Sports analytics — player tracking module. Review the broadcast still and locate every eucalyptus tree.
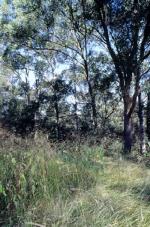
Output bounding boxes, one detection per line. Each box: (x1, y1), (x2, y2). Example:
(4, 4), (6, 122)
(92, 0), (150, 153)
(0, 0), (59, 134)
(147, 92), (150, 141)
(136, 67), (150, 153)
(44, 78), (72, 139)
(2, 0), (150, 148)
(52, 0), (99, 129)
(0, 0), (111, 132)
(62, 64), (82, 133)
(56, 3), (116, 131)
(2, 47), (33, 105)
(138, 90), (146, 153)
(145, 78), (150, 141)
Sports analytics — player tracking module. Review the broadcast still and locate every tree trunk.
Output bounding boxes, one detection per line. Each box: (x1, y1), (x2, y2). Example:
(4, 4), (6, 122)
(74, 84), (79, 133)
(84, 59), (97, 130)
(55, 100), (60, 140)
(124, 111), (133, 153)
(123, 76), (140, 153)
(25, 76), (30, 106)
(74, 102), (79, 133)
(138, 92), (146, 154)
(147, 92), (150, 141)
(34, 112), (39, 140)
(91, 96), (97, 129)
(88, 82), (97, 129)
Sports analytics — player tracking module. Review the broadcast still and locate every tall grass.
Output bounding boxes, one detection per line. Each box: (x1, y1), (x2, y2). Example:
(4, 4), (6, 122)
(0, 138), (98, 226)
(0, 136), (150, 226)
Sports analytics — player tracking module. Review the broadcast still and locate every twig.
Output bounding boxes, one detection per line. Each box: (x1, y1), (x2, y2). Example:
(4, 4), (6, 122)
(25, 222), (46, 227)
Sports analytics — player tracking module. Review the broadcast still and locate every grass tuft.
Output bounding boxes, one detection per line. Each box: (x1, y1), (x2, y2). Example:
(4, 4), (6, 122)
(0, 138), (150, 226)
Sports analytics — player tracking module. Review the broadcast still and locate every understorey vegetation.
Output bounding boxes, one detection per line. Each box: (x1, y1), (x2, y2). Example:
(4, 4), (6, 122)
(0, 136), (150, 226)
(0, 0), (150, 226)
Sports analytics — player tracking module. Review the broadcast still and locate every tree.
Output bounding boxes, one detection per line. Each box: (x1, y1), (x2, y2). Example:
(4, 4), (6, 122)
(92, 0), (150, 153)
(55, 0), (99, 129)
(146, 83), (150, 141)
(138, 90), (146, 154)
(43, 77), (72, 140)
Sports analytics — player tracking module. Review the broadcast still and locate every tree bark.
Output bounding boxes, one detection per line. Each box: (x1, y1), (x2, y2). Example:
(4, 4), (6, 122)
(34, 102), (40, 140)
(138, 92), (146, 154)
(147, 92), (150, 140)
(75, 103), (79, 133)
(55, 100), (60, 140)
(74, 84), (79, 133)
(91, 96), (97, 129)
(93, 0), (143, 152)
(88, 82), (97, 129)
(124, 111), (133, 153)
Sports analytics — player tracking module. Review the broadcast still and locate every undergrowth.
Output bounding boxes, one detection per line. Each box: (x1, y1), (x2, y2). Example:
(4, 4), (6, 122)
(0, 136), (150, 226)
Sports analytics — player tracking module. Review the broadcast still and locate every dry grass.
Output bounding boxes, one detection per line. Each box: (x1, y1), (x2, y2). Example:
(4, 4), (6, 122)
(24, 154), (150, 227)
(0, 136), (150, 226)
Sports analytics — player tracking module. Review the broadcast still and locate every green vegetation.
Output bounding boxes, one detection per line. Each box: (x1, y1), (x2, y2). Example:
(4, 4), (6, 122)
(0, 0), (150, 154)
(0, 0), (150, 226)
(0, 137), (150, 226)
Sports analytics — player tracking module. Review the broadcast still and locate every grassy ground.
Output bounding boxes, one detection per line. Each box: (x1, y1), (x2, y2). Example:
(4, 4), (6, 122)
(0, 137), (150, 226)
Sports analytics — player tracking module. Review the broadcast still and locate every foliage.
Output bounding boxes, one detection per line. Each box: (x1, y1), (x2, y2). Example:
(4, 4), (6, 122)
(0, 0), (150, 226)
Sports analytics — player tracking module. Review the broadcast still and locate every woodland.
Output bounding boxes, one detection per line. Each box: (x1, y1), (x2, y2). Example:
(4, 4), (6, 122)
(0, 0), (150, 226)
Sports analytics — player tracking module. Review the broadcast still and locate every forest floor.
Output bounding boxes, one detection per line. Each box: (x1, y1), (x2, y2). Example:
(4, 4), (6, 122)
(29, 156), (150, 227)
(0, 137), (150, 226)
